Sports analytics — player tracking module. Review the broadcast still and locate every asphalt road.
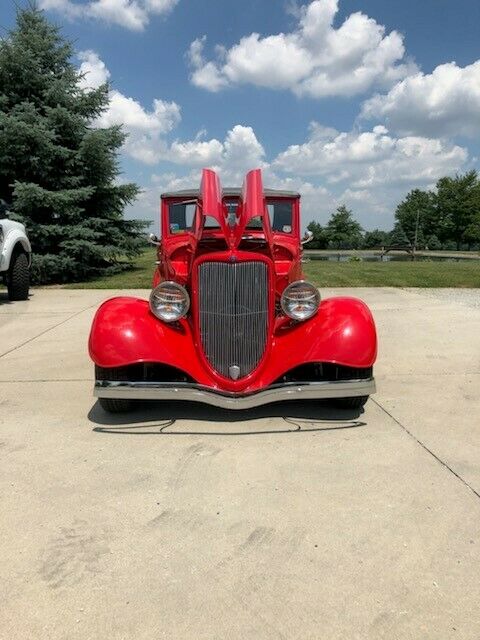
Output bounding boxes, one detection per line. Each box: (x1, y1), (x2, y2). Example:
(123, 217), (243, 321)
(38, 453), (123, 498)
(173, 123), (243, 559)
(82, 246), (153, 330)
(1, 287), (480, 639)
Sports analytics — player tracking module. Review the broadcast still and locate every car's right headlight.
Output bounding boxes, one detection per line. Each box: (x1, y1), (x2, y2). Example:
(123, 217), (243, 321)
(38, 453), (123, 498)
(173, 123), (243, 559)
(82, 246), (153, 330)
(280, 280), (320, 321)
(149, 281), (190, 322)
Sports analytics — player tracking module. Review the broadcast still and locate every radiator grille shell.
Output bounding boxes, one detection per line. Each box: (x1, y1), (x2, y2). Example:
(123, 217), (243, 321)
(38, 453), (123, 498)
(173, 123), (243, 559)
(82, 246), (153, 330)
(197, 261), (269, 379)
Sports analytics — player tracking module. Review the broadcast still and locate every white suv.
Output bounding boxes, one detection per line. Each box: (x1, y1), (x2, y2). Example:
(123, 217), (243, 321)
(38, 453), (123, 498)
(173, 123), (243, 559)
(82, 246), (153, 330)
(0, 201), (31, 301)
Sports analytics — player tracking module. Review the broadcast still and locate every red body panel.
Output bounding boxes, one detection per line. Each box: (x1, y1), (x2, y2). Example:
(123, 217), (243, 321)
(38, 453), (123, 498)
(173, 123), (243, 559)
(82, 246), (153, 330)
(89, 295), (377, 393)
(89, 168), (377, 393)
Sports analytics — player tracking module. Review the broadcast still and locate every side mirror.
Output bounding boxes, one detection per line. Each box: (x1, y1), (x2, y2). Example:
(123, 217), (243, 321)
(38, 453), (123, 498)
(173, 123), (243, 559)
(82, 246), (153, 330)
(301, 230), (314, 245)
(148, 233), (161, 246)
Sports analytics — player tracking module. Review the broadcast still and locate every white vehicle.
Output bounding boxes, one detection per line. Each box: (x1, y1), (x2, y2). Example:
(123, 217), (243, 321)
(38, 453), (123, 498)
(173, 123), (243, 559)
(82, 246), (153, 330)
(0, 201), (31, 301)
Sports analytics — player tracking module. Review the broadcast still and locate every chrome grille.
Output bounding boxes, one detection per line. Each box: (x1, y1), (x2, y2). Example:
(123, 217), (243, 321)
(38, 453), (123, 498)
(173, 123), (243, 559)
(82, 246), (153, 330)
(198, 261), (269, 378)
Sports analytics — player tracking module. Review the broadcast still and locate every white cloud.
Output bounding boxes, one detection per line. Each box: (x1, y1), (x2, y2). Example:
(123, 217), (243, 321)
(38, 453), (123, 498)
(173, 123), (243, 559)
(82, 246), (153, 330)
(80, 53), (265, 171)
(98, 92), (181, 164)
(361, 61), (480, 138)
(188, 0), (416, 97)
(169, 138), (224, 167)
(221, 125), (266, 173)
(97, 91), (181, 133)
(87, 0), (148, 30)
(166, 125), (265, 180)
(78, 51), (182, 163)
(78, 50), (111, 89)
(39, 0), (178, 30)
(79, 52), (470, 231)
(274, 123), (467, 189)
(142, 120), (468, 230)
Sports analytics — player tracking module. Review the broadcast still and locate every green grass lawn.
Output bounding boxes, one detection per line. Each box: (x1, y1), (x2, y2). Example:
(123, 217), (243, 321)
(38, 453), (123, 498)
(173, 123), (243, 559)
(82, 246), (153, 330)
(64, 249), (157, 289)
(60, 249), (480, 289)
(304, 260), (480, 287)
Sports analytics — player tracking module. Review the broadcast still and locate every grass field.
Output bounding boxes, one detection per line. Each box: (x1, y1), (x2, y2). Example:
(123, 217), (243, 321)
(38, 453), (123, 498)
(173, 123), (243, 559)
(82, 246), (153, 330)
(60, 249), (480, 289)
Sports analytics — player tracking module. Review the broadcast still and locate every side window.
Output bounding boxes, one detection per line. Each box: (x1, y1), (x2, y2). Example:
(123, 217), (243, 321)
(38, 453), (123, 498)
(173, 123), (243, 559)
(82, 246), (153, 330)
(169, 202), (195, 234)
(267, 201), (293, 233)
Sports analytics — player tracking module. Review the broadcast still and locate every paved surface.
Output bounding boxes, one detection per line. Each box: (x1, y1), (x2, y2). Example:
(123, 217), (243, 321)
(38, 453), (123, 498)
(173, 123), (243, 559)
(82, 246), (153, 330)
(1, 287), (480, 640)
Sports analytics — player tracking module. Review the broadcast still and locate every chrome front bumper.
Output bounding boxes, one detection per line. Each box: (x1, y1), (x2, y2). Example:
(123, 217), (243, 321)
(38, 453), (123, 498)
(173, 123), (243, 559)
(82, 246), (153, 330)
(94, 378), (376, 410)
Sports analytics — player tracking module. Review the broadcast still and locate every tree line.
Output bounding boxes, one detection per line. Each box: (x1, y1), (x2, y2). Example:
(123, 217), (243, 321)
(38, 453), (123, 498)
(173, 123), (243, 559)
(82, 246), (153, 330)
(308, 171), (480, 251)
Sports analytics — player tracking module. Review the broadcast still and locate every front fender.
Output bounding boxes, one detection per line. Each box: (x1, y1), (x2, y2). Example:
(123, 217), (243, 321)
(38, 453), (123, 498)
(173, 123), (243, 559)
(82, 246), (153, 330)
(0, 227), (31, 271)
(88, 297), (207, 382)
(269, 296), (377, 377)
(89, 295), (377, 392)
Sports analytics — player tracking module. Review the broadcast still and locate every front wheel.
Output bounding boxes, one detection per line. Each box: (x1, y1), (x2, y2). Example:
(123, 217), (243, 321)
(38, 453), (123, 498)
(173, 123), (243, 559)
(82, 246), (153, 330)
(7, 251), (29, 301)
(98, 397), (134, 413)
(95, 365), (135, 413)
(334, 395), (369, 410)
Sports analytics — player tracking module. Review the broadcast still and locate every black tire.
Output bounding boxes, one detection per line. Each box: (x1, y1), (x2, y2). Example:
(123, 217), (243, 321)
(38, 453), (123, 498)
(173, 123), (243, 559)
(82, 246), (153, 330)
(95, 365), (135, 413)
(334, 395), (369, 410)
(7, 251), (29, 301)
(98, 396), (134, 413)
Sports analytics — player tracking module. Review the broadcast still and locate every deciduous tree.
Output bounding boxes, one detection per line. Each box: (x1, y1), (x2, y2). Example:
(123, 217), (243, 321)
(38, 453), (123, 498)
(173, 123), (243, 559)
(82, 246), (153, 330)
(434, 171), (480, 249)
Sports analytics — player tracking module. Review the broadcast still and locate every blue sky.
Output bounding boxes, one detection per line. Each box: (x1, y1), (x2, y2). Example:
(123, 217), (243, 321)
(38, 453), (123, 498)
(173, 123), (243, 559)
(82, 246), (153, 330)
(2, 0), (480, 231)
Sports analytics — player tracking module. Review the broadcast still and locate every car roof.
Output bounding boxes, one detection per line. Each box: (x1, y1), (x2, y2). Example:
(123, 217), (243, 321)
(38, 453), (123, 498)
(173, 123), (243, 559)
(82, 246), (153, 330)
(160, 187), (300, 199)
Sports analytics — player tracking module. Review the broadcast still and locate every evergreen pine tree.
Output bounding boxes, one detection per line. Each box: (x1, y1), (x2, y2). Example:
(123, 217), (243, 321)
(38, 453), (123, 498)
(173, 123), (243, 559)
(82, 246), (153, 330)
(389, 222), (410, 246)
(0, 5), (146, 283)
(325, 205), (364, 249)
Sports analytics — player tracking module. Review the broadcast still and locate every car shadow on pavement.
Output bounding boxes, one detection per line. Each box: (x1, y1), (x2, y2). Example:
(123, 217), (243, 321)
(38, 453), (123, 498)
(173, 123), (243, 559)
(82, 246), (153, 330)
(88, 400), (367, 436)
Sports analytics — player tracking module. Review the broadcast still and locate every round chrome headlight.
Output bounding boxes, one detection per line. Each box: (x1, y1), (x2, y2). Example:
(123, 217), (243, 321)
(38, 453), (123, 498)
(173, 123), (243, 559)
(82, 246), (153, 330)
(280, 280), (320, 321)
(149, 281), (190, 322)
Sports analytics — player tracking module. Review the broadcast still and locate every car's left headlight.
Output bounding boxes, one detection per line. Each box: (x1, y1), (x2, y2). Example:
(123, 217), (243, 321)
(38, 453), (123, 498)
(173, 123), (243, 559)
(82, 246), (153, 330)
(281, 280), (320, 321)
(149, 281), (190, 322)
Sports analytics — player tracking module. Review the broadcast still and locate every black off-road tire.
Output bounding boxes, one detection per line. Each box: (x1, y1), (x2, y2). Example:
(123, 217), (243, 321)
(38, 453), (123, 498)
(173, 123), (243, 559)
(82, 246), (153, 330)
(7, 251), (29, 301)
(95, 365), (135, 413)
(334, 395), (369, 410)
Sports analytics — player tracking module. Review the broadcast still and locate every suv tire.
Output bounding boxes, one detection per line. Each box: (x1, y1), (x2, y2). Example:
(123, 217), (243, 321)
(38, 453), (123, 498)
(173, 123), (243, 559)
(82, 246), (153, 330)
(7, 251), (29, 301)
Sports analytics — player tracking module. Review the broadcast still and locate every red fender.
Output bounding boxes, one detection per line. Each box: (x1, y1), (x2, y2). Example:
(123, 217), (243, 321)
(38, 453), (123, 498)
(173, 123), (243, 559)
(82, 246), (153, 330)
(88, 297), (206, 381)
(89, 296), (377, 392)
(270, 296), (377, 374)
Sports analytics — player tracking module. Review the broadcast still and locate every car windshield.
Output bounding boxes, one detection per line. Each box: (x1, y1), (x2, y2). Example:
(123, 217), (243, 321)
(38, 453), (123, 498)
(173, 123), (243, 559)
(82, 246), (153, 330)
(167, 197), (294, 234)
(245, 200), (293, 232)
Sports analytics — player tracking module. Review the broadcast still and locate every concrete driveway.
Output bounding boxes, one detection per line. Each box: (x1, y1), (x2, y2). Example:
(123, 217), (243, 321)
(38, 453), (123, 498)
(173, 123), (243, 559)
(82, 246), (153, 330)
(1, 287), (480, 639)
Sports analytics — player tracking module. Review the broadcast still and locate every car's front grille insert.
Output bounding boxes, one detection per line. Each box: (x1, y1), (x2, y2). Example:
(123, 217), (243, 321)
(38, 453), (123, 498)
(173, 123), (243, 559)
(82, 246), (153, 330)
(198, 261), (269, 379)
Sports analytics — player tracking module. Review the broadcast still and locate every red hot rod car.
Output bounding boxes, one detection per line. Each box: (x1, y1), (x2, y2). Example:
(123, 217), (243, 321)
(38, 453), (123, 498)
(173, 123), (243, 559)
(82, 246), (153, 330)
(89, 168), (377, 412)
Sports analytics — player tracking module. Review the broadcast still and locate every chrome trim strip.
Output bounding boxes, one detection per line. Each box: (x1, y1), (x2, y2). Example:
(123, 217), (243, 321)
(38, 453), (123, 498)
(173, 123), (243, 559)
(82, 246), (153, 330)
(94, 378), (376, 410)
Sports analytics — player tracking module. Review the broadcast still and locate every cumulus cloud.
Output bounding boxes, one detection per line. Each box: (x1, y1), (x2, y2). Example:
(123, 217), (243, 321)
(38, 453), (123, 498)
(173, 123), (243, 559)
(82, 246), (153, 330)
(166, 125), (266, 174)
(361, 60), (480, 138)
(274, 122), (467, 189)
(188, 0), (416, 97)
(142, 121), (468, 230)
(39, 0), (178, 30)
(97, 92), (181, 133)
(79, 52), (469, 230)
(78, 50), (111, 89)
(98, 92), (182, 163)
(78, 50), (181, 163)
(78, 52), (265, 171)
